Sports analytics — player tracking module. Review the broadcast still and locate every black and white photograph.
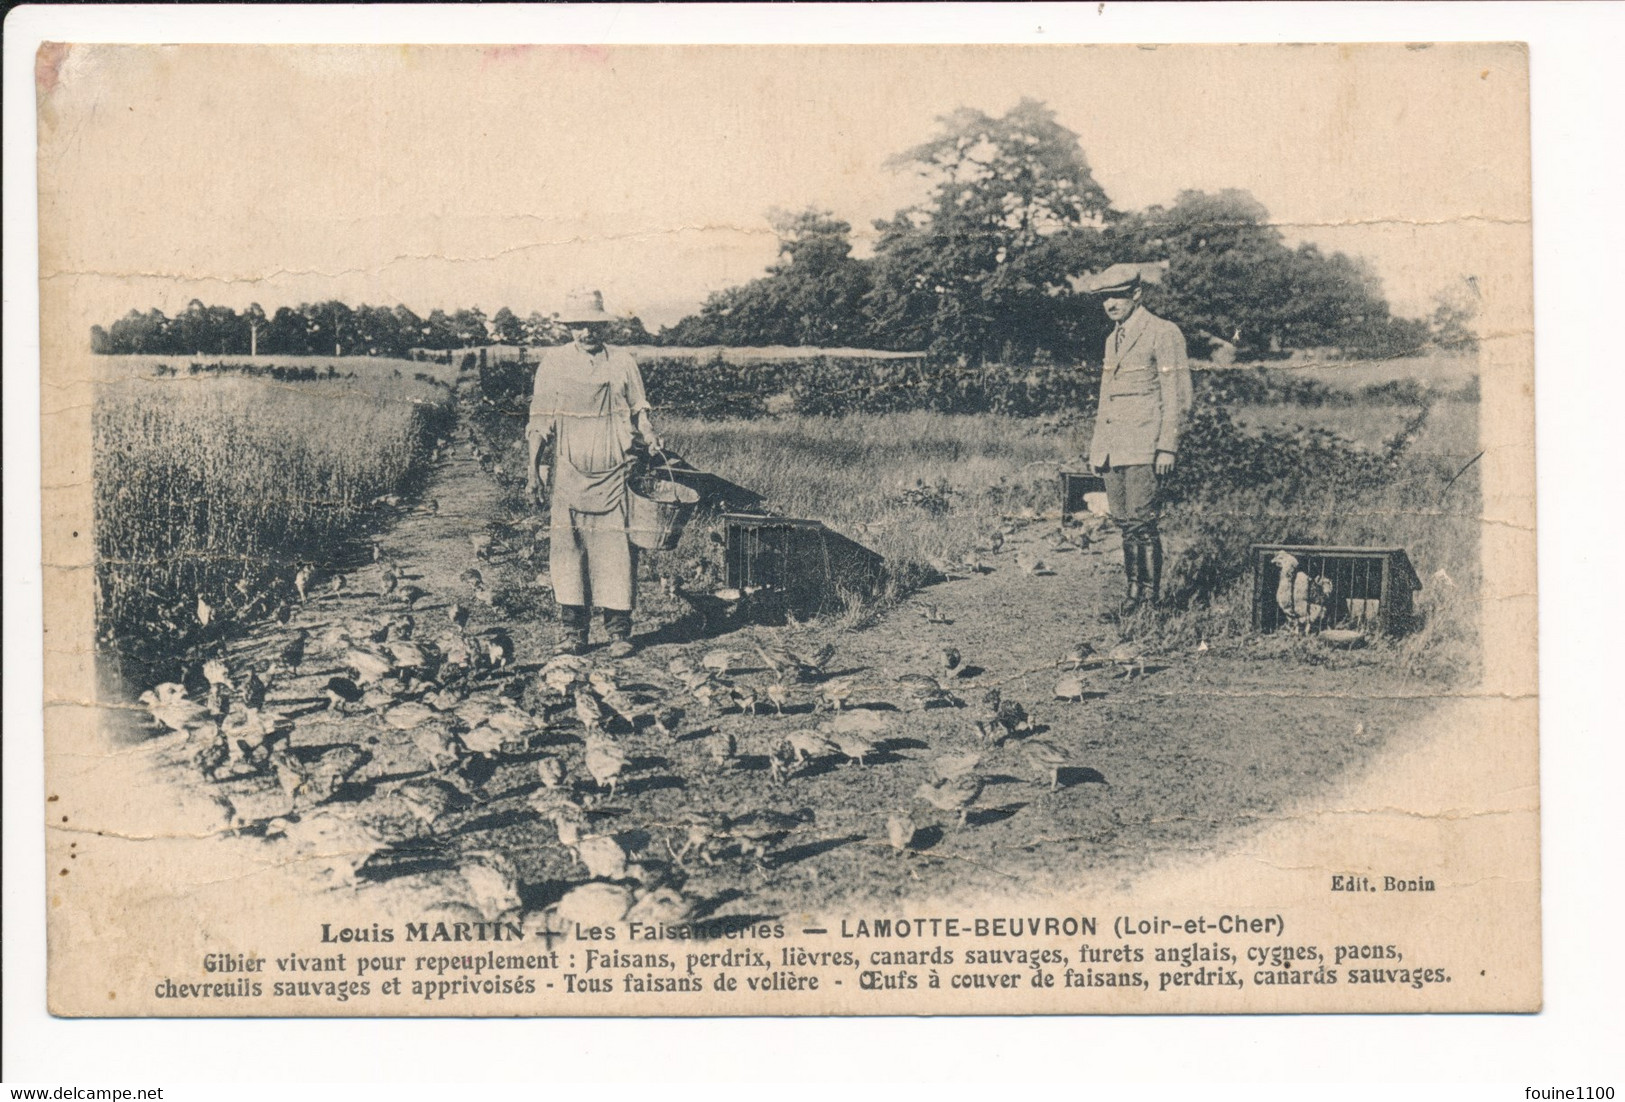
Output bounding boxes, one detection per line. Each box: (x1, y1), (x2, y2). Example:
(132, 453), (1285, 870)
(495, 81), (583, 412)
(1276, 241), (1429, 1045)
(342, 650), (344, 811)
(27, 36), (1540, 1022)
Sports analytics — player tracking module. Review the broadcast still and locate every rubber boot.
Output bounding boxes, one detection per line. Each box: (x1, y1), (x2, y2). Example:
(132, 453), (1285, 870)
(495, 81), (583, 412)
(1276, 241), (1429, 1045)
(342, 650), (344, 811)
(603, 609), (634, 658)
(555, 604), (589, 656)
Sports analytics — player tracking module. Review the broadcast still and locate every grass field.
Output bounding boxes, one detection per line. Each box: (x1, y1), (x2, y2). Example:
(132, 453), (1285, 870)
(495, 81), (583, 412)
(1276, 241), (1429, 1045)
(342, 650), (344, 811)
(93, 355), (457, 667)
(657, 376), (1480, 683)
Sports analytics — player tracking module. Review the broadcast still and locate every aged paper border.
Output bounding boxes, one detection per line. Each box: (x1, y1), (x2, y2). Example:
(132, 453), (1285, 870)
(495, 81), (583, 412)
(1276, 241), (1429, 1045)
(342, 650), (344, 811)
(5, 0), (1622, 1087)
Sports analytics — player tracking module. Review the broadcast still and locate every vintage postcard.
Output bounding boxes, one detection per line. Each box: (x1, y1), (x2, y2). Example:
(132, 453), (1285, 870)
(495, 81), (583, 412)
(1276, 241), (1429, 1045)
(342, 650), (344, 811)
(37, 41), (1536, 1016)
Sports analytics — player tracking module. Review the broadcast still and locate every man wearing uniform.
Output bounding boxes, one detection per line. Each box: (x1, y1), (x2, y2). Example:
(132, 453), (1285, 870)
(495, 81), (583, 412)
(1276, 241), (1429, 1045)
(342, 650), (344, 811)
(1082, 263), (1194, 612)
(526, 288), (664, 657)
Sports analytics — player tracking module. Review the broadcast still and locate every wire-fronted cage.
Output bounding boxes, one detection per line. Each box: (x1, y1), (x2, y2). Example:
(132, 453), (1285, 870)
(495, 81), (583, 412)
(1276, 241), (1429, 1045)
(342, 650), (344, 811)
(721, 514), (886, 621)
(1251, 544), (1421, 636)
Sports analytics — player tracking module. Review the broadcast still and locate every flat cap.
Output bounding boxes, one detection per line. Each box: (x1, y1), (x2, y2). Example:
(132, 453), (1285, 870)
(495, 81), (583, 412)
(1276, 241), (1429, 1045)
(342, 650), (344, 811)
(1072, 261), (1169, 296)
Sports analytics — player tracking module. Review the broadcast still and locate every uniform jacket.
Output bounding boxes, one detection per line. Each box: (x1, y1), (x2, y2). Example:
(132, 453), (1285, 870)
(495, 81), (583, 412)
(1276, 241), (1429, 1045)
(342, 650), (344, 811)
(1088, 305), (1194, 469)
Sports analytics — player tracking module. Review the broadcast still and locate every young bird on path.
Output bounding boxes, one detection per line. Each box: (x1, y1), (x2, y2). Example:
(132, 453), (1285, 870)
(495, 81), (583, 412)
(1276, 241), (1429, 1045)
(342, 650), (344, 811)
(323, 676), (365, 713)
(583, 734), (629, 799)
(138, 683), (212, 738)
(576, 834), (632, 881)
(1020, 736), (1071, 791)
(972, 688), (1026, 744)
(535, 755), (568, 790)
(574, 689), (606, 734)
(726, 809), (810, 873)
(929, 751), (981, 783)
(896, 673), (951, 710)
(783, 729), (839, 764)
(391, 775), (473, 835)
(826, 729), (876, 767)
(671, 811), (727, 867)
(276, 629), (307, 674)
(885, 814), (916, 853)
(915, 773), (983, 830)
(818, 677), (854, 712)
(240, 669), (268, 711)
(456, 850), (523, 922)
(707, 731), (737, 770)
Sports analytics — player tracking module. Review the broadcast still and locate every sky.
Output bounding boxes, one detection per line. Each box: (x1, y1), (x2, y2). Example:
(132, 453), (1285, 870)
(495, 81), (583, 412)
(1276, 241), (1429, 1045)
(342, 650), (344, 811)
(37, 42), (1530, 333)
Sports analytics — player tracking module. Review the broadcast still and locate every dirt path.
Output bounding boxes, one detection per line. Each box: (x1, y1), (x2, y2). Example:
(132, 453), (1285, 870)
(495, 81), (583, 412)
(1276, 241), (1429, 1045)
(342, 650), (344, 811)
(112, 386), (1445, 927)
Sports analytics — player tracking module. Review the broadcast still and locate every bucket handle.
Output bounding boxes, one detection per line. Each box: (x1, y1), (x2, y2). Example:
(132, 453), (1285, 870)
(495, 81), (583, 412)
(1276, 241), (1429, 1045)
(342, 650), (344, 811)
(649, 452), (680, 491)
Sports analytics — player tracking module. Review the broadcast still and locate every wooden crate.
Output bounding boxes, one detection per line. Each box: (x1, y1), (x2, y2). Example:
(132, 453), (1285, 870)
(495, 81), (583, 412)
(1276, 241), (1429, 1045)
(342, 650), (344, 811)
(1060, 470), (1107, 515)
(722, 514), (886, 621)
(1251, 544), (1421, 636)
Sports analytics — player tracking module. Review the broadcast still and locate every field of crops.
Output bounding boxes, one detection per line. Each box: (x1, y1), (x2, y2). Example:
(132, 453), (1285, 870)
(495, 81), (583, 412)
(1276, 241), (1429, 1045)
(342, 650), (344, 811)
(93, 355), (457, 674)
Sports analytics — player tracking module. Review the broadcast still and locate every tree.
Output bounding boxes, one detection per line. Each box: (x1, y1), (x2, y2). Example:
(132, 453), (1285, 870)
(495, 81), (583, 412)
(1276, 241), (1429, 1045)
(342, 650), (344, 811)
(450, 307), (489, 347)
(1429, 281), (1480, 355)
(490, 306), (525, 345)
(308, 300), (355, 356)
(760, 208), (874, 345)
(523, 311), (566, 346)
(1112, 190), (1286, 357)
(606, 315), (655, 345)
(262, 306), (308, 355)
(866, 99), (1114, 363)
(1115, 189), (1427, 360)
(102, 308), (172, 353)
(173, 299), (217, 355)
(422, 309), (458, 350)
(245, 303), (266, 356)
(351, 304), (411, 356)
(663, 208), (874, 347)
(391, 304), (428, 352)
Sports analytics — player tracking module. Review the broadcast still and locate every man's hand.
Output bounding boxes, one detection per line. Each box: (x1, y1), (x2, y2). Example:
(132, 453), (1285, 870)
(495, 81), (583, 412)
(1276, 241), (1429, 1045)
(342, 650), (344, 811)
(1154, 450), (1176, 476)
(528, 465), (550, 504)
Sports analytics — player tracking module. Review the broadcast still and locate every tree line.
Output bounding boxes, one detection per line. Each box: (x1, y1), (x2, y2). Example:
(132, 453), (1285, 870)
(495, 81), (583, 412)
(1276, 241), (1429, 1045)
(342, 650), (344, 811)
(663, 100), (1475, 364)
(92, 300), (655, 359)
(93, 99), (1476, 366)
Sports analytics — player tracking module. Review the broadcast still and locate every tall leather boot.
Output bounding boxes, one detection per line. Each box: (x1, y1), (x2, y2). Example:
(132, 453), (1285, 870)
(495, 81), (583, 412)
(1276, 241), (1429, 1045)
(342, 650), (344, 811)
(555, 604), (589, 656)
(1147, 536), (1164, 607)
(1120, 535), (1144, 612)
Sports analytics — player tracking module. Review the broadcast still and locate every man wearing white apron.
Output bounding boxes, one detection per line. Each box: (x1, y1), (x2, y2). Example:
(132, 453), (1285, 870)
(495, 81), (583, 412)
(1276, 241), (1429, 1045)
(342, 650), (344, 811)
(526, 289), (664, 656)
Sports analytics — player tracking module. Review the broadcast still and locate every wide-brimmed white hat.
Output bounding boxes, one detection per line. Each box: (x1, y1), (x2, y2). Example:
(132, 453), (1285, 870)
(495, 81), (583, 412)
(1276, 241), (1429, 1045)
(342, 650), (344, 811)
(557, 287), (615, 324)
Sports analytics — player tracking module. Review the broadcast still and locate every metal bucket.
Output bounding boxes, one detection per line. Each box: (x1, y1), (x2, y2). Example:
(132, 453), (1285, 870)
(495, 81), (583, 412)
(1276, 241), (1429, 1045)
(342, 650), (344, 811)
(627, 461), (701, 551)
